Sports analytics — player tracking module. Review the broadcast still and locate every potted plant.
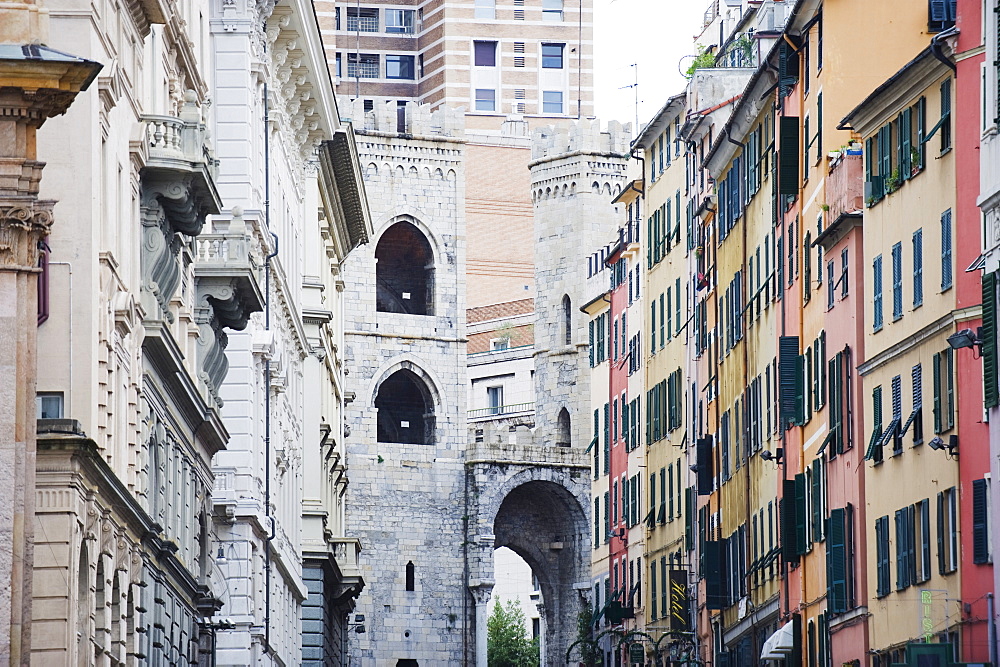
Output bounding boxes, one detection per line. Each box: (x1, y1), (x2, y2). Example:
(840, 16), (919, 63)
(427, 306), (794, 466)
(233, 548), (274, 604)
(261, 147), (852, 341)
(886, 167), (901, 193)
(910, 146), (921, 176)
(846, 141), (863, 155)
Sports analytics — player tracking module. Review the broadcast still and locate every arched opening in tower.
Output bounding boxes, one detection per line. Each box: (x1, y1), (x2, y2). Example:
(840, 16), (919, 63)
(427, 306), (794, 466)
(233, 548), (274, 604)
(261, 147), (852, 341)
(375, 369), (434, 444)
(375, 221), (434, 315)
(556, 407), (571, 447)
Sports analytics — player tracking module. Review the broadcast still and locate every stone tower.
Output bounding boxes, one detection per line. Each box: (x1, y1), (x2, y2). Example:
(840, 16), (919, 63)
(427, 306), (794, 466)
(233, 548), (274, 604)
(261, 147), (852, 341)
(340, 99), (470, 665)
(530, 120), (632, 451)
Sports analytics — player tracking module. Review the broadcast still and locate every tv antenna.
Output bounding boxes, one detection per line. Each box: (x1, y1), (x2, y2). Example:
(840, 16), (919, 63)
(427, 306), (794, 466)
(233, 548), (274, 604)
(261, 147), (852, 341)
(618, 63), (639, 132)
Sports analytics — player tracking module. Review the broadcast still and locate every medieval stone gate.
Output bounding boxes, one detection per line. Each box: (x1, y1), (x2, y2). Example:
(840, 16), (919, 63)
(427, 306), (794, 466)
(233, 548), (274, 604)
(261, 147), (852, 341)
(465, 425), (592, 667)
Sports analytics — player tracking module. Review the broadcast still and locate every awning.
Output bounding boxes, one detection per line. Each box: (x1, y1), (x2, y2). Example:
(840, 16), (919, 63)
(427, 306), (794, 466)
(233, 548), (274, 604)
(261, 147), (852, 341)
(760, 621), (795, 660)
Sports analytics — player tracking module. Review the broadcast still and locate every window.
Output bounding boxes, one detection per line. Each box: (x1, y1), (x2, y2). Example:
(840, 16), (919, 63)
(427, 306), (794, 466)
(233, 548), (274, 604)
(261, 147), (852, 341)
(542, 43), (564, 69)
(875, 515), (891, 597)
(475, 89), (496, 112)
(826, 260), (835, 309)
(914, 499), (931, 583)
(928, 0), (957, 32)
(895, 507), (913, 591)
(36, 392), (64, 419)
(873, 255), (883, 331)
(972, 478), (992, 564)
(941, 209), (952, 290)
(913, 229), (923, 307)
(386, 55), (415, 79)
(542, 0), (563, 21)
(938, 486), (958, 574)
(347, 53), (379, 79)
(474, 0), (496, 19)
(891, 243), (903, 321)
(385, 9), (415, 33)
(840, 248), (849, 298)
(473, 41), (496, 67)
(932, 349), (955, 433)
(487, 386), (503, 415)
(490, 337), (508, 351)
(346, 6), (378, 32)
(542, 91), (564, 114)
(405, 561), (415, 591)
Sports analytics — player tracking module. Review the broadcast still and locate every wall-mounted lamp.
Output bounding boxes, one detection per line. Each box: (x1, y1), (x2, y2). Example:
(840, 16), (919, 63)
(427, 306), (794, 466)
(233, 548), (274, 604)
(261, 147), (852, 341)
(928, 436), (959, 458)
(350, 613), (366, 634)
(760, 448), (783, 464)
(947, 327), (982, 353)
(216, 546), (227, 565)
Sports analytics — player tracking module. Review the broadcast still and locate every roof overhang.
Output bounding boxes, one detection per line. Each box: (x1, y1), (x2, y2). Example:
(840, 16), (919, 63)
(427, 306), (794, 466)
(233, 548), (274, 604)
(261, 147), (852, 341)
(760, 621), (795, 660)
(318, 125), (373, 257)
(633, 93), (686, 150)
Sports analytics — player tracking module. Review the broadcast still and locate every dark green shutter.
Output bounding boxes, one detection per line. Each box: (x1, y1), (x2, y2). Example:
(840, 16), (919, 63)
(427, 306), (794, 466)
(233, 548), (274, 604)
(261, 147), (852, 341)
(937, 492), (946, 574)
(779, 116), (801, 194)
(811, 459), (822, 543)
(973, 479), (990, 564)
(697, 436), (713, 496)
(779, 336), (801, 427)
(685, 488), (694, 551)
(933, 352), (942, 433)
(983, 272), (998, 408)
(795, 473), (808, 555)
(704, 540), (725, 609)
(895, 509), (908, 590)
(827, 508), (847, 612)
(781, 481), (799, 563)
(589, 320), (595, 366)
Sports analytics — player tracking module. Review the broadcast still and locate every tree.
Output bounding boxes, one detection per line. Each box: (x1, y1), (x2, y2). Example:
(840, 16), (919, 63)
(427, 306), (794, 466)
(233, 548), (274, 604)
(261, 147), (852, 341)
(487, 597), (540, 667)
(569, 604), (600, 667)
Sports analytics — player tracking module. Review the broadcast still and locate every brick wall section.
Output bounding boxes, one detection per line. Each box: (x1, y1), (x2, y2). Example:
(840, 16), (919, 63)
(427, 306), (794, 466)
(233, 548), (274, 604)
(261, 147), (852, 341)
(465, 142), (536, 307)
(467, 297), (534, 323)
(468, 324), (534, 353)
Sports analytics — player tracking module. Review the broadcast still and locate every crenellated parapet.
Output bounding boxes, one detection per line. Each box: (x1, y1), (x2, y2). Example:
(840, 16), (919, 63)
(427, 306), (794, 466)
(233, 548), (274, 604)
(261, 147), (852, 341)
(529, 118), (632, 205)
(338, 97), (466, 139)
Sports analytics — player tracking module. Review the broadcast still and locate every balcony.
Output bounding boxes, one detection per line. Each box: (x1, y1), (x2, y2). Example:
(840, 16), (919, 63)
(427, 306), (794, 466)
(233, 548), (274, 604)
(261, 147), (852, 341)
(193, 214), (265, 407)
(331, 536), (363, 579)
(468, 401), (534, 421)
(827, 152), (864, 223)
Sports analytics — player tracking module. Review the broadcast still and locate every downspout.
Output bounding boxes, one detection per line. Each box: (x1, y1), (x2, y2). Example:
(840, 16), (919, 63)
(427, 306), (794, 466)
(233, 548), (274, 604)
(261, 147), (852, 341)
(988, 593), (998, 667)
(930, 26), (958, 73)
(262, 80), (280, 657)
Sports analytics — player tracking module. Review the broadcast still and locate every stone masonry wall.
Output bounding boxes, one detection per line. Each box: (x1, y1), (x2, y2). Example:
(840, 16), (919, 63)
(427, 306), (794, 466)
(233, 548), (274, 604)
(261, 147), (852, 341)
(340, 99), (470, 665)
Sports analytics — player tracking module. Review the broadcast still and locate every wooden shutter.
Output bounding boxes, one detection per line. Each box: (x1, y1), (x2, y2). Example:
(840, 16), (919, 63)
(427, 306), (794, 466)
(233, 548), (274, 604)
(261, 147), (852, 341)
(901, 108), (912, 178)
(933, 352), (942, 433)
(589, 320), (595, 366)
(704, 540), (725, 609)
(985, 272), (999, 408)
(973, 479), (990, 564)
(779, 116), (801, 194)
(779, 336), (800, 427)
(895, 509), (908, 590)
(685, 489), (694, 551)
(941, 209), (953, 289)
(795, 473), (808, 555)
(811, 459), (822, 542)
(937, 492), (946, 574)
(827, 508), (847, 612)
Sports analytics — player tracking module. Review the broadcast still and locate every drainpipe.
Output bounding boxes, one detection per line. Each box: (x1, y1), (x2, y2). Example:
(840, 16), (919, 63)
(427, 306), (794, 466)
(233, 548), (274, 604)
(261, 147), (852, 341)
(930, 26), (958, 73)
(262, 80), (280, 658)
(989, 593), (998, 667)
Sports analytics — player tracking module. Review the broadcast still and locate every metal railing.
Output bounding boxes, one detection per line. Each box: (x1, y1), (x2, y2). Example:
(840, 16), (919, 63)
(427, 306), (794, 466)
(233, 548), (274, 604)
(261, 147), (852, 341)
(347, 59), (380, 79)
(468, 402), (534, 418)
(347, 15), (378, 32)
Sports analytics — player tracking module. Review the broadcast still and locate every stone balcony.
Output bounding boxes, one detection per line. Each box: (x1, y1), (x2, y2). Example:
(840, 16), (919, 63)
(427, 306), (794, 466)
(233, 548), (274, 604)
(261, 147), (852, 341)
(193, 212), (265, 407)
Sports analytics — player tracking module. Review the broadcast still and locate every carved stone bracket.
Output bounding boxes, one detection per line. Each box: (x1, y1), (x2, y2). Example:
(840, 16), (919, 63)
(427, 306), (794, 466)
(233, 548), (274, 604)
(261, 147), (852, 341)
(0, 199), (54, 270)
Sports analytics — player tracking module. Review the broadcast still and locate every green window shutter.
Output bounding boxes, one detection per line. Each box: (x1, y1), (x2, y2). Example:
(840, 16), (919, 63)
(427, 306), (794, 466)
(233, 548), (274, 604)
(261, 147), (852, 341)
(933, 352), (942, 433)
(650, 302), (656, 351)
(937, 492), (946, 574)
(668, 462), (675, 520)
(779, 116), (801, 194)
(593, 409), (600, 479)
(973, 478), (990, 564)
(604, 492), (610, 544)
(984, 271), (999, 408)
(901, 108), (912, 179)
(704, 540), (725, 609)
(622, 477), (629, 529)
(795, 354), (807, 425)
(660, 557), (669, 617)
(696, 436), (714, 496)
(650, 563), (657, 621)
(603, 403), (610, 475)
(685, 488), (694, 551)
(827, 508), (847, 612)
(594, 497), (601, 547)
(941, 209), (953, 290)
(647, 473), (656, 528)
(795, 473), (808, 555)
(622, 402), (630, 450)
(675, 278), (682, 336)
(779, 336), (801, 427)
(666, 287), (673, 341)
(589, 320), (595, 366)
(658, 468), (667, 523)
(895, 509), (907, 590)
(945, 348), (955, 430)
(811, 459), (822, 543)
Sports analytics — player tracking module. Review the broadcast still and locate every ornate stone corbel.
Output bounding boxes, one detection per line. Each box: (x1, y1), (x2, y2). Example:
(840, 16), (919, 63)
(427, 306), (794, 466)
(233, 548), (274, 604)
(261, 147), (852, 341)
(0, 201), (53, 271)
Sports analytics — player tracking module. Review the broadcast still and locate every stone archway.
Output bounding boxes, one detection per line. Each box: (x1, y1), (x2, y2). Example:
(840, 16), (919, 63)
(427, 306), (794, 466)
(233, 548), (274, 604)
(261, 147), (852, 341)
(467, 451), (591, 666)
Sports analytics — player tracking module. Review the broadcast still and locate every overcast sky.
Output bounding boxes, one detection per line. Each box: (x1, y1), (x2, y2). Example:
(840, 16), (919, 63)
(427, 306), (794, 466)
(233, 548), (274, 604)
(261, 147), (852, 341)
(592, 0), (707, 133)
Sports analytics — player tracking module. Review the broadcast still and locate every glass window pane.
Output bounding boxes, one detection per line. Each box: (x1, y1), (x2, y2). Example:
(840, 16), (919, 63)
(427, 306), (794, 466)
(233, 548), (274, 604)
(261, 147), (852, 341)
(543, 90), (563, 113)
(386, 55), (415, 79)
(385, 9), (414, 34)
(346, 7), (379, 32)
(474, 41), (497, 67)
(543, 0), (563, 21)
(542, 43), (564, 68)
(475, 89), (496, 112)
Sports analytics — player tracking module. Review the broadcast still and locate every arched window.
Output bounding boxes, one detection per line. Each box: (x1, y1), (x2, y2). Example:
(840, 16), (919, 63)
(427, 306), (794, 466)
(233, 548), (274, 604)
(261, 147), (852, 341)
(405, 561), (415, 591)
(556, 407), (571, 447)
(375, 369), (434, 444)
(376, 221), (434, 315)
(562, 294), (572, 345)
(95, 557), (107, 654)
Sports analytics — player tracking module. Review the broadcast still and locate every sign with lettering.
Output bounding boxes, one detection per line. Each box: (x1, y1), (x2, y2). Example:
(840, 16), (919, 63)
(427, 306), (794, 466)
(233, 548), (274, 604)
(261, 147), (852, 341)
(629, 643), (645, 664)
(669, 569), (691, 631)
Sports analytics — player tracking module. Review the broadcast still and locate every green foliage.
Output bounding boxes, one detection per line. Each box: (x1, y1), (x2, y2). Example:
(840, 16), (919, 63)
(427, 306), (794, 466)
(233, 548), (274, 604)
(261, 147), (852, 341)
(487, 598), (540, 667)
(685, 46), (716, 78)
(573, 605), (600, 667)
